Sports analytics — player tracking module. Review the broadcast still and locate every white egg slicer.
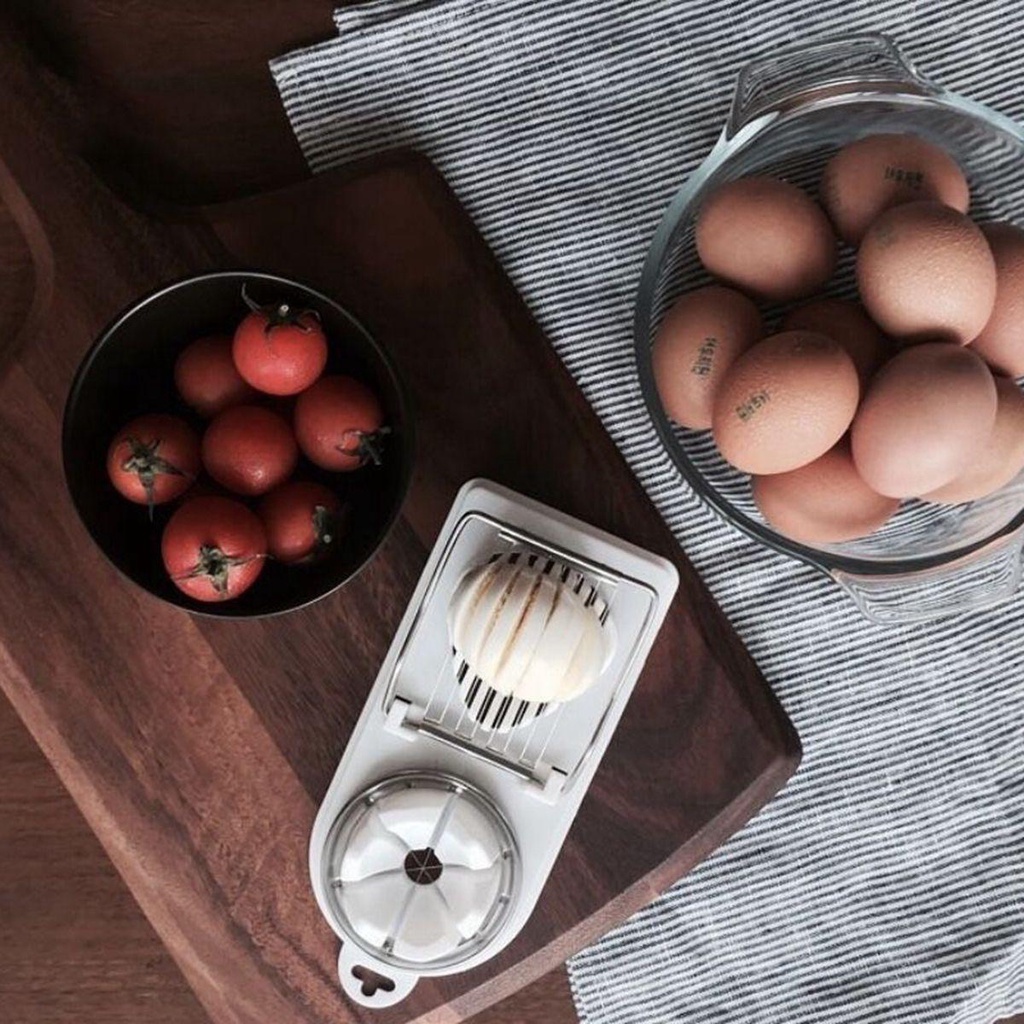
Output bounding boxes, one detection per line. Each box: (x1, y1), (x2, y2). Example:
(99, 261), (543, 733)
(310, 479), (679, 1008)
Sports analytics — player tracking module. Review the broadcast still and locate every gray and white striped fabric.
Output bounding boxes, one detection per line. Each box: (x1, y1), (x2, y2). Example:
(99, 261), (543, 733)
(270, 4), (1024, 1022)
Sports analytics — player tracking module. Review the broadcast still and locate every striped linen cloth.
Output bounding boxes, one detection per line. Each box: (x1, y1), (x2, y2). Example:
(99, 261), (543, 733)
(270, 4), (1024, 1022)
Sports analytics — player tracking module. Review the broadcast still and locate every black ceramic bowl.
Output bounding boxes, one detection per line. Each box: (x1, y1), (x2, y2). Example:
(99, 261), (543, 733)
(63, 271), (413, 617)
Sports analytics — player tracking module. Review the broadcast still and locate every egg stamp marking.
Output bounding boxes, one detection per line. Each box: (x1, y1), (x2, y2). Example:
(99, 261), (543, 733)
(883, 165), (925, 189)
(690, 336), (718, 378)
(735, 390), (770, 421)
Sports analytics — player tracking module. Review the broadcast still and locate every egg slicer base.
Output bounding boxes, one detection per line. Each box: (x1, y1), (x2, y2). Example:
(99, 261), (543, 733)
(309, 479), (679, 1008)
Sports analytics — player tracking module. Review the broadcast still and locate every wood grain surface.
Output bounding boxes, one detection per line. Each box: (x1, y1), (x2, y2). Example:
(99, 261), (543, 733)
(0, 692), (577, 1024)
(0, 8), (798, 1024)
(6, 683), (1021, 1024)
(7, 0), (325, 204)
(0, 694), (211, 1024)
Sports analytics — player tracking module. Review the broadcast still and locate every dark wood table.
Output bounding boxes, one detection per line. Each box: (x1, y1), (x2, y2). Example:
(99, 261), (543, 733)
(0, 682), (576, 1024)
(0, 5), (799, 1023)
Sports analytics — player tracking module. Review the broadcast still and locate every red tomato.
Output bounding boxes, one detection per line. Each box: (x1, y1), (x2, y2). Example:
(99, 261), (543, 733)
(174, 334), (257, 417)
(293, 375), (389, 472)
(201, 405), (298, 496)
(162, 496), (267, 602)
(106, 413), (200, 516)
(232, 287), (328, 396)
(259, 480), (345, 564)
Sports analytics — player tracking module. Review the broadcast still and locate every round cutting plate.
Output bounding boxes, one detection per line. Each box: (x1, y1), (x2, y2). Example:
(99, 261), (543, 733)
(321, 773), (517, 971)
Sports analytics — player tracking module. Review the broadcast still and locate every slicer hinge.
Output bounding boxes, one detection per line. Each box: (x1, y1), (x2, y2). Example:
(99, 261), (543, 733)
(383, 694), (567, 796)
(384, 697), (418, 742)
(528, 766), (568, 805)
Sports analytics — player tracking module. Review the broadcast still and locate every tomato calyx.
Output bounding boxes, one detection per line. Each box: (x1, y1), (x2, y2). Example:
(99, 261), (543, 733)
(241, 283), (321, 336)
(175, 544), (264, 597)
(121, 436), (189, 520)
(337, 425), (392, 466)
(312, 504), (337, 549)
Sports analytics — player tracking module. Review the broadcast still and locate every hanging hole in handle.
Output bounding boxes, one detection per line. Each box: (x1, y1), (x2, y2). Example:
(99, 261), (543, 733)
(727, 32), (938, 138)
(337, 944), (418, 1007)
(351, 964), (396, 998)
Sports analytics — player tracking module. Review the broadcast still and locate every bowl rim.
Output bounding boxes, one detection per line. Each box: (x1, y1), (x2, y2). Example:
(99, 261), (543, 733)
(62, 268), (415, 618)
(634, 87), (1024, 579)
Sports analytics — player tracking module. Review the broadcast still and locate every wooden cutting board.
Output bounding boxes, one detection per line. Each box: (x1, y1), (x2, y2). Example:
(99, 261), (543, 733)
(0, 19), (800, 1024)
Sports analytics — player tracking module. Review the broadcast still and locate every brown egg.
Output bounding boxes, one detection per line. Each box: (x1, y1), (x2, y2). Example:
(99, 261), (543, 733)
(753, 440), (899, 544)
(923, 377), (1024, 503)
(782, 298), (890, 384)
(851, 343), (998, 498)
(857, 201), (996, 345)
(821, 134), (970, 245)
(652, 286), (763, 430)
(713, 330), (859, 475)
(695, 177), (836, 302)
(970, 222), (1024, 377)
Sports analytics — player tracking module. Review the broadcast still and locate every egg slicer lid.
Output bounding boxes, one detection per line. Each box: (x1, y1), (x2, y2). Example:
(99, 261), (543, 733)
(450, 547), (613, 733)
(320, 773), (517, 971)
(380, 509), (660, 804)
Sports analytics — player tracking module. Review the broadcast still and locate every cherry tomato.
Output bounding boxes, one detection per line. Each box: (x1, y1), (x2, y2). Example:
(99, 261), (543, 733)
(259, 480), (345, 564)
(106, 413), (200, 517)
(201, 405), (298, 496)
(174, 334), (256, 417)
(162, 496), (267, 602)
(293, 375), (389, 472)
(232, 286), (328, 396)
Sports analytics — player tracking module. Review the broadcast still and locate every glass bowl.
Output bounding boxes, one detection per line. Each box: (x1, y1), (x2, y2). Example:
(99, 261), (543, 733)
(636, 32), (1024, 624)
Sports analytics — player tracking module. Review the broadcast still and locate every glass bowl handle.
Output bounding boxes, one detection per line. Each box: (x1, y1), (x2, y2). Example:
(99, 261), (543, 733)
(831, 531), (1024, 625)
(727, 32), (941, 138)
